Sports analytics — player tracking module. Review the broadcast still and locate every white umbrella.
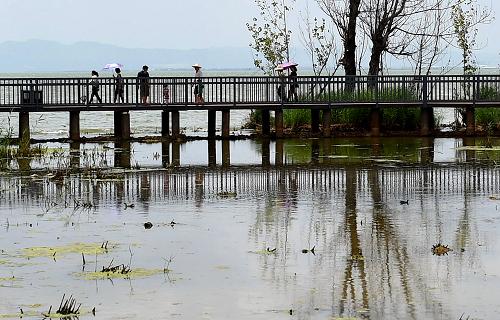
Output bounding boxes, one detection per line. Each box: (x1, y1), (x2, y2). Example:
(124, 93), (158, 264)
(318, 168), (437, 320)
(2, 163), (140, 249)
(103, 63), (124, 71)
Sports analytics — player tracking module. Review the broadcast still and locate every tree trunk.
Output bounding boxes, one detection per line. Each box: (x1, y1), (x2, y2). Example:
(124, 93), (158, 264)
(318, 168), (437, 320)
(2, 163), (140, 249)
(344, 0), (361, 77)
(368, 41), (384, 76)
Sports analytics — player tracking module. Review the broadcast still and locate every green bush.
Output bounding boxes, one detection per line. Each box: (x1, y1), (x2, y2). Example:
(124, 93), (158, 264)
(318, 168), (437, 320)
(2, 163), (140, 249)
(290, 87), (421, 130)
(476, 85), (500, 128)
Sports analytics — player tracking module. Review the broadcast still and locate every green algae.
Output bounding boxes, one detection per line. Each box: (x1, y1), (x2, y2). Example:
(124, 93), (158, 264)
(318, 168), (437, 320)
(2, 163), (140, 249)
(76, 268), (164, 280)
(21, 242), (112, 259)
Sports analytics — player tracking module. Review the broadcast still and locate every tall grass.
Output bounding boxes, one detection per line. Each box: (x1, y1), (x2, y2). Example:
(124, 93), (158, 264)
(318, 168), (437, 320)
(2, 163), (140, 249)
(476, 85), (500, 129)
(283, 87), (422, 130)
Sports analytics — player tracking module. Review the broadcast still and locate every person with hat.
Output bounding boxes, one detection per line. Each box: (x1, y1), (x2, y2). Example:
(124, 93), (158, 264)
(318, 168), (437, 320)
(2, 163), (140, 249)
(192, 64), (204, 105)
(137, 65), (150, 105)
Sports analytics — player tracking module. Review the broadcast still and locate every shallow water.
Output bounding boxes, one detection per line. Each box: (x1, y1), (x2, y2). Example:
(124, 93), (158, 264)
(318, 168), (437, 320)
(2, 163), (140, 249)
(1, 137), (500, 319)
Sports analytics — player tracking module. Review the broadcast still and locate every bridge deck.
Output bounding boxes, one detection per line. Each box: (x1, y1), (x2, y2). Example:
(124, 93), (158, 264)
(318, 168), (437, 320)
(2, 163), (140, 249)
(1, 74), (500, 112)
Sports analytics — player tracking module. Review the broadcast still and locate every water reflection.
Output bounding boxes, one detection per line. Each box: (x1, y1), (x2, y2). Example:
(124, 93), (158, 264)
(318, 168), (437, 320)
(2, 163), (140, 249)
(1, 138), (500, 319)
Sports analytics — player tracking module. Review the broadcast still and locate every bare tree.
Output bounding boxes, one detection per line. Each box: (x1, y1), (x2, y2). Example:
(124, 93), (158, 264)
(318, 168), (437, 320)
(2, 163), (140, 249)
(316, 0), (362, 76)
(299, 4), (338, 76)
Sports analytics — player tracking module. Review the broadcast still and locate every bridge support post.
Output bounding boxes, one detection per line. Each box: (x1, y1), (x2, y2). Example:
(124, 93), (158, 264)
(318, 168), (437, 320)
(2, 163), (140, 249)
(222, 109), (230, 138)
(161, 111), (170, 139)
(208, 110), (216, 139)
(18, 112), (30, 151)
(261, 139), (270, 167)
(420, 107), (434, 136)
(222, 140), (230, 167)
(311, 109), (320, 134)
(120, 112), (131, 140)
(171, 111), (180, 138)
(161, 141), (170, 168)
(370, 107), (381, 136)
(69, 111), (80, 141)
(275, 109), (283, 138)
(261, 110), (270, 136)
(208, 139), (216, 167)
(275, 139), (284, 166)
(114, 111), (122, 139)
(172, 142), (180, 166)
(322, 109), (331, 136)
(466, 107), (475, 136)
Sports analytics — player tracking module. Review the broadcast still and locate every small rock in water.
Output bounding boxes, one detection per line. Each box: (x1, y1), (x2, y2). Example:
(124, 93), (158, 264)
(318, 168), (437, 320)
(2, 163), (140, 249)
(144, 222), (153, 229)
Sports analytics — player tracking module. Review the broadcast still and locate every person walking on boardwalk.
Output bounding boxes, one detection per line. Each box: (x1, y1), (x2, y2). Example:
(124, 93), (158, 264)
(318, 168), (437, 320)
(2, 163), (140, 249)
(114, 67), (125, 103)
(192, 64), (204, 105)
(275, 66), (287, 102)
(288, 65), (298, 102)
(88, 70), (102, 104)
(137, 65), (150, 105)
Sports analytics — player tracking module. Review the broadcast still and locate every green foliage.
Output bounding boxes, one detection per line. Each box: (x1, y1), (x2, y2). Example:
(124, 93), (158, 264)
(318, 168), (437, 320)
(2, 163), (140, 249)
(476, 85), (500, 128)
(283, 108), (311, 129)
(247, 0), (294, 74)
(452, 0), (491, 75)
(283, 87), (422, 130)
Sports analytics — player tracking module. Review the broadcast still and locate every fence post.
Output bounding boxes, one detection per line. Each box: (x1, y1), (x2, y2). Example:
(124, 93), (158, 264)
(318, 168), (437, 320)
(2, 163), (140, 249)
(185, 78), (189, 106)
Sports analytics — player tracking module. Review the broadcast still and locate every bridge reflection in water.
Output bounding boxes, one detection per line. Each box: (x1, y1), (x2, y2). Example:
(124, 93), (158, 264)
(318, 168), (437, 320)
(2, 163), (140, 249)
(2, 137), (500, 318)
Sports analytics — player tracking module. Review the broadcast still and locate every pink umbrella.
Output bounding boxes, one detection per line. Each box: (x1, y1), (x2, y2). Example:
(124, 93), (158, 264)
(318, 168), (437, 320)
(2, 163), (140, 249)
(281, 61), (298, 70)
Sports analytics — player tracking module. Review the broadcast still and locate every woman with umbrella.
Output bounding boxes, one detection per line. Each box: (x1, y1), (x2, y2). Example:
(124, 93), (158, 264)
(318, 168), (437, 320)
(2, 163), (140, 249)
(286, 63), (299, 102)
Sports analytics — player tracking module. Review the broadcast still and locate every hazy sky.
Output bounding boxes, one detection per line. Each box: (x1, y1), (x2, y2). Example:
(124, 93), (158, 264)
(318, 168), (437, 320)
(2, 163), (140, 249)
(0, 0), (498, 52)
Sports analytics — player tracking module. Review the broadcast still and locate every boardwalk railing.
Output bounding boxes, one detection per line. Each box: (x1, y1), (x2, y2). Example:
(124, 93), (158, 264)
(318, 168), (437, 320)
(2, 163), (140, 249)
(1, 75), (500, 110)
(1, 75), (500, 141)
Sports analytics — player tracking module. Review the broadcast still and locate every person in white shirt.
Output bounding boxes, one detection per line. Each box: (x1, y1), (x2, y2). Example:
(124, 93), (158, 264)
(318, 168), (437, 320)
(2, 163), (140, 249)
(192, 64), (204, 105)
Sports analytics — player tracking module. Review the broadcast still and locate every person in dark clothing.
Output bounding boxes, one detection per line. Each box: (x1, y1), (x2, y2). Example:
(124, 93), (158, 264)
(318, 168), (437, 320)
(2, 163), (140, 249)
(114, 67), (125, 103)
(137, 65), (150, 105)
(288, 66), (298, 102)
(88, 70), (102, 104)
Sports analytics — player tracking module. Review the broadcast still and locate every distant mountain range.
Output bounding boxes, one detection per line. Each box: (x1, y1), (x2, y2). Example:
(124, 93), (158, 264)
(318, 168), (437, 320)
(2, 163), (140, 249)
(0, 39), (497, 73)
(0, 40), (260, 72)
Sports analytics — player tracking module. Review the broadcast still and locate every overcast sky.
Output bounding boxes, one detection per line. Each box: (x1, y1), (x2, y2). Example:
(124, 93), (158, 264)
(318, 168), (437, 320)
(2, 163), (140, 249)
(0, 0), (498, 52)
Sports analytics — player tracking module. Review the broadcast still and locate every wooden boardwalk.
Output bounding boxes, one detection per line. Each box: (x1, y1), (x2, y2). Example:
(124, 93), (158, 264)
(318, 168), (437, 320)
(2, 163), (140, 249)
(1, 74), (500, 141)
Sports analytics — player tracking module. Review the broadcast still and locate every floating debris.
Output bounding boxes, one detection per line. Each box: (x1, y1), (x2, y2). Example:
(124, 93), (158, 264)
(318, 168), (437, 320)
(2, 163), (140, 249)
(21, 243), (111, 259)
(144, 222), (153, 229)
(301, 246), (316, 255)
(400, 200), (409, 205)
(124, 203), (135, 209)
(217, 191), (237, 198)
(78, 268), (164, 280)
(432, 243), (452, 256)
(266, 247), (277, 253)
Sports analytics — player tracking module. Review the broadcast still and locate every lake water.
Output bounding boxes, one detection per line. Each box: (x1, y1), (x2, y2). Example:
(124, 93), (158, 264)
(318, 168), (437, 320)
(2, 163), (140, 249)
(1, 137), (500, 319)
